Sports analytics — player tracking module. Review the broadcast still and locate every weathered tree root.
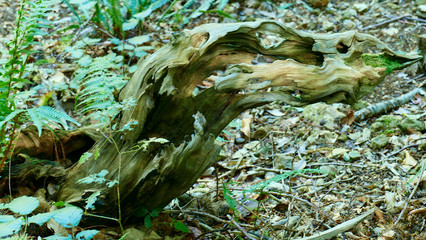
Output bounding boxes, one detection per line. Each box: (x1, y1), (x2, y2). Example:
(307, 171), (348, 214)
(52, 20), (420, 217)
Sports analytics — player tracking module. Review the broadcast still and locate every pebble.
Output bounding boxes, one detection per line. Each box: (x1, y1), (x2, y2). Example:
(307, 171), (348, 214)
(342, 9), (357, 19)
(343, 19), (355, 29)
(322, 20), (335, 31)
(417, 5), (426, 18)
(370, 134), (389, 149)
(353, 3), (369, 13)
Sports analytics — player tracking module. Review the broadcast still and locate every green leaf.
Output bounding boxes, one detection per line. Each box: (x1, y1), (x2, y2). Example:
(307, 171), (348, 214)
(0, 109), (24, 129)
(53, 206), (83, 228)
(144, 215), (152, 228)
(151, 207), (162, 217)
(44, 234), (73, 240)
(78, 152), (92, 164)
(127, 35), (150, 45)
(78, 55), (93, 67)
(190, 0), (214, 18)
(84, 191), (100, 210)
(66, 48), (84, 59)
(0, 215), (16, 223)
(223, 184), (236, 211)
(173, 221), (189, 233)
(129, 65), (138, 73)
(29, 211), (56, 226)
(76, 230), (100, 240)
(0, 218), (24, 238)
(37, 106), (81, 126)
(217, 0), (228, 10)
(94, 149), (100, 160)
(133, 0), (169, 20)
(123, 18), (139, 31)
(114, 44), (135, 51)
(8, 196), (39, 215)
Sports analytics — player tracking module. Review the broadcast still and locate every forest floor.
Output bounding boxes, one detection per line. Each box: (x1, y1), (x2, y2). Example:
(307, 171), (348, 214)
(0, 0), (425, 239)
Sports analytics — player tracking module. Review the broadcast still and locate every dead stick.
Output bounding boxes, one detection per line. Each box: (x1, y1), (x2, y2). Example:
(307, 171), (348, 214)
(360, 15), (408, 31)
(355, 85), (425, 121)
(227, 214), (258, 240)
(395, 160), (425, 225)
(293, 208), (375, 240)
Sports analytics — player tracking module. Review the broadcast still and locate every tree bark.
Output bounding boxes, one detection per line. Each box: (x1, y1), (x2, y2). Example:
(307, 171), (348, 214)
(54, 20), (420, 217)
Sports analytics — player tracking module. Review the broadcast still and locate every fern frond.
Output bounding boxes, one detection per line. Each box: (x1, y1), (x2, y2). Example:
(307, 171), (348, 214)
(0, 110), (25, 129)
(26, 108), (44, 136)
(75, 53), (127, 124)
(37, 106), (80, 126)
(26, 106), (80, 136)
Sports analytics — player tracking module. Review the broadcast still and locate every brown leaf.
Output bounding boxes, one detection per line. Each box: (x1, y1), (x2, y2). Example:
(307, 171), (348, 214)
(374, 207), (386, 224)
(340, 109), (355, 126)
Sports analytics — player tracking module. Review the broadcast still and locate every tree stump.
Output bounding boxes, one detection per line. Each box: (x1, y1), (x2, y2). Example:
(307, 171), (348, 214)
(55, 20), (420, 217)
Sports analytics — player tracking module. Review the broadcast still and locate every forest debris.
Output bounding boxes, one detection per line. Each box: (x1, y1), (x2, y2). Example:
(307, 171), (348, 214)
(401, 150), (417, 170)
(353, 3), (368, 13)
(371, 115), (401, 133)
(397, 118), (425, 134)
(302, 103), (345, 130)
(293, 208), (375, 240)
(370, 134), (389, 149)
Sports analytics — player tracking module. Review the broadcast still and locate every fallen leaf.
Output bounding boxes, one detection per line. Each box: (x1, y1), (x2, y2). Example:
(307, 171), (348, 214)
(401, 150), (417, 170)
(340, 109), (355, 126)
(241, 115), (253, 138)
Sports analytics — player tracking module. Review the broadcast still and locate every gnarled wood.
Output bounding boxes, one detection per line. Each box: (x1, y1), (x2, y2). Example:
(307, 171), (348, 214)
(56, 20), (420, 217)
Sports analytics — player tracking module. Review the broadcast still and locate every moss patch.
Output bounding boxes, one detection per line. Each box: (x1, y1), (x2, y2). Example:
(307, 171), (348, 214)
(362, 53), (405, 74)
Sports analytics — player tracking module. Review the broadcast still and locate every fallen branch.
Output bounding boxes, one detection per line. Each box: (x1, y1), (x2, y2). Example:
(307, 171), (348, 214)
(293, 208), (375, 240)
(355, 81), (425, 121)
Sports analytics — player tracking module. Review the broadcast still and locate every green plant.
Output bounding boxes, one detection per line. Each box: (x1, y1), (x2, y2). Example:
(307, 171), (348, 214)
(0, 196), (99, 239)
(0, 0), (80, 171)
(72, 53), (130, 124)
(223, 169), (326, 218)
(66, 0), (232, 38)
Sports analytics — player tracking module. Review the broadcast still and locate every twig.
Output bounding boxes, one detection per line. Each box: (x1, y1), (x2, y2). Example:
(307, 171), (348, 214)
(197, 222), (230, 240)
(409, 207), (426, 215)
(386, 143), (420, 158)
(394, 160), (425, 225)
(384, 162), (400, 176)
(268, 192), (336, 225)
(307, 162), (367, 168)
(403, 17), (426, 24)
(227, 214), (258, 240)
(360, 15), (408, 31)
(165, 209), (228, 223)
(229, 195), (281, 238)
